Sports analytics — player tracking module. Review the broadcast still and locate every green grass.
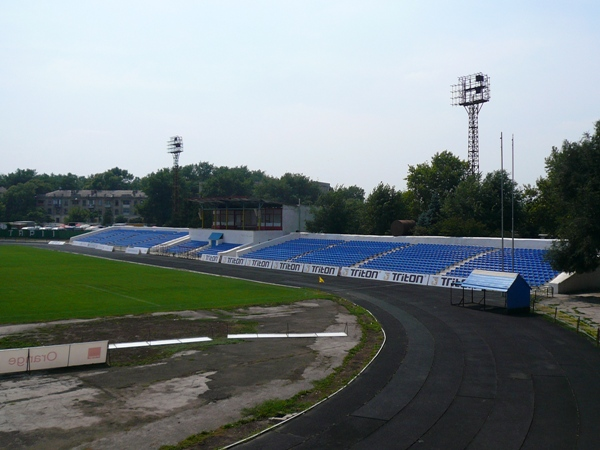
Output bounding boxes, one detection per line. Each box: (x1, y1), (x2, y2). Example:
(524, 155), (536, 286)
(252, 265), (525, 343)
(0, 245), (326, 324)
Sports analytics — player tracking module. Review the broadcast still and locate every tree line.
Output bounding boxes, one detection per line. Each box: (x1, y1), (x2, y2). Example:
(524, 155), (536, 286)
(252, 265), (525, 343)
(1, 120), (599, 273)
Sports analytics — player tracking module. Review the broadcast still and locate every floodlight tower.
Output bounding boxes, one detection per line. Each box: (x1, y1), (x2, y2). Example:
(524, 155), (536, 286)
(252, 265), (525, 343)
(167, 136), (183, 220)
(451, 73), (490, 174)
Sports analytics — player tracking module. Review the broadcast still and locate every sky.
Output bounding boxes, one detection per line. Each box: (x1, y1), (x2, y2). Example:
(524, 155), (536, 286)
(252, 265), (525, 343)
(1, 1), (599, 194)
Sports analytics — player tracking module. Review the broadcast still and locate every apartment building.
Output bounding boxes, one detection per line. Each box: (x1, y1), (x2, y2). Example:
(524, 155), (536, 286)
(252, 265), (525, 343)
(37, 189), (147, 223)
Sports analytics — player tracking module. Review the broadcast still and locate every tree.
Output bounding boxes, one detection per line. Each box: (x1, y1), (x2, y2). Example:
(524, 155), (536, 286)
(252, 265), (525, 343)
(545, 121), (600, 273)
(201, 166), (265, 198)
(435, 171), (523, 237)
(255, 173), (321, 205)
(66, 207), (90, 223)
(3, 182), (40, 221)
(137, 169), (173, 226)
(406, 151), (469, 218)
(520, 180), (558, 238)
(306, 185), (364, 234)
(478, 170), (523, 236)
(102, 209), (114, 226)
(362, 183), (408, 235)
(84, 167), (140, 190)
(0, 169), (38, 188)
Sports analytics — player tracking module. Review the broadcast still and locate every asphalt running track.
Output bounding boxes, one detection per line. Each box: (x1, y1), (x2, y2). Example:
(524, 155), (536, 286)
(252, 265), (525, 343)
(38, 245), (600, 449)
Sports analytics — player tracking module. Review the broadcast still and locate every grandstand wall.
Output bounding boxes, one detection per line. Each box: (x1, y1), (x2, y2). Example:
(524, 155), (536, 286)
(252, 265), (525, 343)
(549, 269), (600, 294)
(188, 229), (284, 246)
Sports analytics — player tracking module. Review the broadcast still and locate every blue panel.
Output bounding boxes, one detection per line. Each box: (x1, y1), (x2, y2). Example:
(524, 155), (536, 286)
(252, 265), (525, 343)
(208, 232), (224, 241)
(461, 270), (518, 292)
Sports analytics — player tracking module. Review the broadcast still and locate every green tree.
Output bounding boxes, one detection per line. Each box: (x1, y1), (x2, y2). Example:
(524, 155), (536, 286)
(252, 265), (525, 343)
(435, 171), (523, 237)
(201, 166), (265, 198)
(66, 207), (90, 223)
(3, 182), (40, 221)
(35, 172), (85, 191)
(255, 173), (321, 205)
(436, 174), (486, 236)
(306, 185), (364, 234)
(406, 151), (469, 218)
(362, 183), (408, 235)
(137, 169), (173, 226)
(102, 209), (114, 226)
(478, 170), (523, 236)
(84, 167), (140, 190)
(520, 180), (558, 238)
(545, 121), (600, 273)
(0, 169), (38, 188)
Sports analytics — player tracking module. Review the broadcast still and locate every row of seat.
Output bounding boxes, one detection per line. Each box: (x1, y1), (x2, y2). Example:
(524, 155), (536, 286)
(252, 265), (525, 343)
(78, 228), (188, 249)
(77, 231), (560, 287)
(446, 248), (560, 286)
(167, 240), (209, 254)
(244, 239), (559, 286)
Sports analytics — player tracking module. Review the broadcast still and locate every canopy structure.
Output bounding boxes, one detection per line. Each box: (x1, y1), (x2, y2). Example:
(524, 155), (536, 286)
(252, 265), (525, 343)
(453, 269), (531, 312)
(190, 197), (284, 230)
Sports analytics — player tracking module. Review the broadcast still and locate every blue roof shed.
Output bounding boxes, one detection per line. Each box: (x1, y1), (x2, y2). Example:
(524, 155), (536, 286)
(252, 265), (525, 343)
(460, 270), (531, 311)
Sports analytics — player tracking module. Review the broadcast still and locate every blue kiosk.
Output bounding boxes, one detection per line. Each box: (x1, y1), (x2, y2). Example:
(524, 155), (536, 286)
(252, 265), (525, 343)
(452, 269), (531, 313)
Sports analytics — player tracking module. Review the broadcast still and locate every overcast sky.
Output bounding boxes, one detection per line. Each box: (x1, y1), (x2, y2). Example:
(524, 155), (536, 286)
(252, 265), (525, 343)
(1, 1), (598, 194)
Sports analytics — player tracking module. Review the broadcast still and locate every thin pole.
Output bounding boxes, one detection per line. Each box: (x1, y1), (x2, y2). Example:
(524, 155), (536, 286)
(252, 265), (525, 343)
(511, 134), (515, 272)
(501, 132), (504, 272)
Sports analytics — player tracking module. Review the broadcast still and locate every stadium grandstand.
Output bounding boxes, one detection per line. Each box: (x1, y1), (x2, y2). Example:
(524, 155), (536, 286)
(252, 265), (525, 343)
(69, 223), (587, 292)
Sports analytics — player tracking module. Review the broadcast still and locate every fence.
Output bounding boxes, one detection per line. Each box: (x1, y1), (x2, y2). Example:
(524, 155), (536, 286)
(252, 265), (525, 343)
(531, 294), (600, 347)
(0, 229), (88, 240)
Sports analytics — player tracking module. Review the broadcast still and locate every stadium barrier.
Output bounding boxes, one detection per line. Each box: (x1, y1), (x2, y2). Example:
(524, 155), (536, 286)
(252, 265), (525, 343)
(0, 229), (87, 240)
(303, 264), (340, 277)
(0, 341), (109, 375)
(201, 254), (221, 263)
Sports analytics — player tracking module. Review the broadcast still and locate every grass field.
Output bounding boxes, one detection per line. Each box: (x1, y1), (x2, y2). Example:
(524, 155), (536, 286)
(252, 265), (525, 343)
(0, 245), (326, 325)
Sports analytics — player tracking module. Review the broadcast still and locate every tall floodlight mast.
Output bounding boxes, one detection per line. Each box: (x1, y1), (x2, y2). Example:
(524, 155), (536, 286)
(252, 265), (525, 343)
(451, 73), (490, 174)
(167, 136), (183, 220)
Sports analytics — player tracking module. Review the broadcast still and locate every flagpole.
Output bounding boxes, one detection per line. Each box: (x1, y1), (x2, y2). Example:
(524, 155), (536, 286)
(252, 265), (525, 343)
(501, 132), (504, 272)
(511, 134), (515, 272)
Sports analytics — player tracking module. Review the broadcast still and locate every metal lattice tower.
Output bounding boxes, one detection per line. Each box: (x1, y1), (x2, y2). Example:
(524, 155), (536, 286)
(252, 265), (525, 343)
(167, 136), (183, 219)
(451, 73), (490, 174)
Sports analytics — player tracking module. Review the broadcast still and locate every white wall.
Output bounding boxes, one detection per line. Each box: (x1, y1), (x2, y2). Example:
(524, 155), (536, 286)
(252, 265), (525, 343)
(188, 228), (285, 245)
(549, 269), (600, 294)
(282, 205), (313, 233)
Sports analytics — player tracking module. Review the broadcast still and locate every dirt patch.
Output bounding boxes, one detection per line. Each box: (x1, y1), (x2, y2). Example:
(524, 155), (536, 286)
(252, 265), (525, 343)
(0, 299), (378, 450)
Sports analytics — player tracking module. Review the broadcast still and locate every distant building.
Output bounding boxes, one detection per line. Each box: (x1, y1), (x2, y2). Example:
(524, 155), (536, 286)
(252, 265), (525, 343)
(191, 197), (313, 233)
(37, 190), (147, 224)
(0, 186), (6, 197)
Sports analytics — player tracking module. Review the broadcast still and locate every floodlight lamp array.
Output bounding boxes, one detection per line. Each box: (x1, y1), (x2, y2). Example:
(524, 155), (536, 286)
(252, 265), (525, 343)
(451, 73), (490, 107)
(167, 136), (183, 154)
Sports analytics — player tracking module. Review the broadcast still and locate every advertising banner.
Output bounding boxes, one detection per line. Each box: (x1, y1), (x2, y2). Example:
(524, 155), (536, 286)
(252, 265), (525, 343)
(0, 341), (109, 374)
(201, 254), (220, 263)
(428, 275), (466, 288)
(382, 271), (430, 286)
(245, 259), (273, 269)
(222, 256), (247, 266)
(340, 267), (382, 280)
(68, 341), (109, 367)
(303, 264), (340, 277)
(272, 261), (304, 272)
(0, 348), (30, 374)
(27, 345), (70, 371)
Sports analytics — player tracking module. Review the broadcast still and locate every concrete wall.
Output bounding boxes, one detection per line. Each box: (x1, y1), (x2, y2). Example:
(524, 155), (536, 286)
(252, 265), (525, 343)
(188, 228), (285, 246)
(549, 269), (600, 294)
(282, 205), (313, 233)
